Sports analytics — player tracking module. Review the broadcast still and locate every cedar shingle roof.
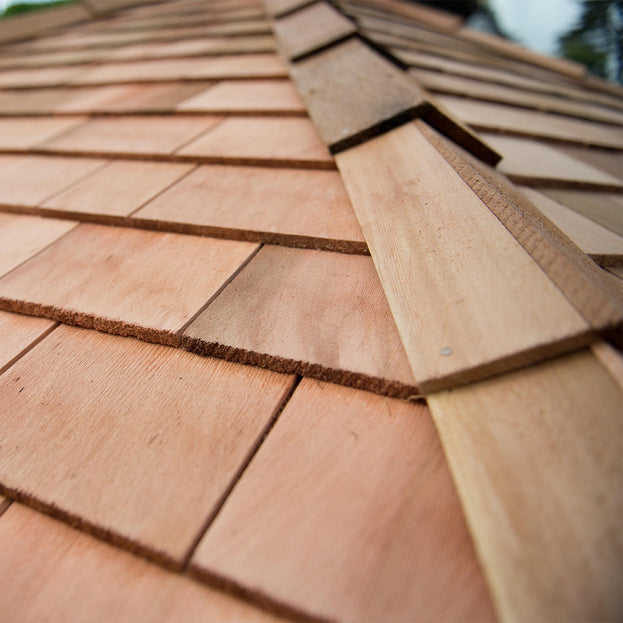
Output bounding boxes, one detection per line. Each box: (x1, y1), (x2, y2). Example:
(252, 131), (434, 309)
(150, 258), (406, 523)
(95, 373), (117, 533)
(0, 0), (621, 621)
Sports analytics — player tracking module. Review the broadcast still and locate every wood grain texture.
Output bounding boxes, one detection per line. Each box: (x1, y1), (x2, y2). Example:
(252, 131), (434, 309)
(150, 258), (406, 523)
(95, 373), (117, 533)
(177, 80), (305, 114)
(290, 37), (432, 153)
(263, 0), (314, 17)
(521, 187), (623, 265)
(0, 310), (55, 375)
(104, 36), (275, 62)
(192, 378), (496, 623)
(411, 69), (623, 126)
(183, 245), (417, 398)
(429, 349), (623, 623)
(418, 121), (623, 337)
(274, 1), (356, 61)
(43, 160), (194, 217)
(341, 0), (462, 32)
(0, 223), (257, 346)
(0, 213), (77, 278)
(135, 164), (365, 252)
(0, 504), (282, 623)
(543, 189), (623, 237)
(0, 65), (89, 88)
(395, 49), (623, 112)
(0, 117), (87, 150)
(552, 144), (623, 181)
(437, 95), (623, 150)
(0, 155), (106, 207)
(337, 123), (590, 393)
(55, 83), (212, 114)
(482, 133), (623, 191)
(72, 55), (286, 85)
(177, 116), (333, 168)
(0, 325), (294, 564)
(40, 116), (223, 157)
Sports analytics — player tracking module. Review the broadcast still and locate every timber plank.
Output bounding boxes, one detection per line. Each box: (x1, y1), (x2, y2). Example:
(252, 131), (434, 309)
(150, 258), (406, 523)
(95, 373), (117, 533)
(482, 133), (623, 191)
(0, 310), (55, 375)
(521, 187), (623, 266)
(104, 36), (276, 61)
(437, 95), (623, 150)
(552, 144), (623, 180)
(191, 379), (496, 623)
(428, 349), (623, 623)
(54, 83), (213, 114)
(0, 224), (258, 346)
(592, 341), (623, 391)
(418, 121), (623, 337)
(412, 69), (623, 126)
(0, 326), (294, 564)
(177, 80), (305, 114)
(0, 65), (89, 88)
(177, 116), (333, 168)
(543, 189), (623, 237)
(336, 123), (590, 393)
(43, 160), (194, 217)
(0, 505), (281, 623)
(0, 214), (77, 278)
(264, 0), (314, 17)
(72, 55), (286, 85)
(0, 155), (106, 207)
(0, 117), (87, 150)
(183, 245), (418, 398)
(135, 164), (366, 252)
(274, 1), (356, 61)
(40, 116), (223, 157)
(290, 37), (431, 153)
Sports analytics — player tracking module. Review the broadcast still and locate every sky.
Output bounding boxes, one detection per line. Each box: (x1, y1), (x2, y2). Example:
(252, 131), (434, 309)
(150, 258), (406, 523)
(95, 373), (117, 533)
(488, 0), (583, 55)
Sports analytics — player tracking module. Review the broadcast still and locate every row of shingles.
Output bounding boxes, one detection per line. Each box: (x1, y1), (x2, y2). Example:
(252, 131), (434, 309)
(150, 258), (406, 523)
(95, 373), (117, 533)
(0, 2), (306, 618)
(0, 316), (494, 623)
(349, 4), (623, 282)
(405, 123), (623, 622)
(265, 0), (618, 388)
(266, 6), (623, 622)
(396, 35), (623, 283)
(168, 8), (496, 616)
(0, 311), (301, 621)
(265, 0), (500, 164)
(0, 3), (497, 621)
(0, 5), (415, 399)
(0, 17), (367, 256)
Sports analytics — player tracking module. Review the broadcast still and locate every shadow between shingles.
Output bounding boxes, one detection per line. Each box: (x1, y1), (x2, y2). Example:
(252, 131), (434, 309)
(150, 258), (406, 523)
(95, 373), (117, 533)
(181, 336), (421, 399)
(0, 299), (180, 346)
(0, 204), (369, 255)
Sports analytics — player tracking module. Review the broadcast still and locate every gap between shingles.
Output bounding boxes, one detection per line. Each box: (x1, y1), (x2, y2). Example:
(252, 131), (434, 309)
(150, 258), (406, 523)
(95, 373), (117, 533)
(176, 243), (264, 339)
(0, 221), (80, 283)
(0, 321), (59, 377)
(34, 158), (112, 207)
(0, 496), (12, 518)
(0, 476), (330, 623)
(0, 148), (337, 171)
(0, 203), (369, 254)
(126, 162), (199, 217)
(180, 375), (302, 570)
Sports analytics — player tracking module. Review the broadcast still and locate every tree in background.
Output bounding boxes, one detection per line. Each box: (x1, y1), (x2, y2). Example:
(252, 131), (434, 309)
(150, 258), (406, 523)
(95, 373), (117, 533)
(559, 0), (622, 83)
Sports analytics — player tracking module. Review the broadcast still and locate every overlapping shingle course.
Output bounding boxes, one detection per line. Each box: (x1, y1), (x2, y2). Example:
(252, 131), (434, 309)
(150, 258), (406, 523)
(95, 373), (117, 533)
(0, 0), (621, 620)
